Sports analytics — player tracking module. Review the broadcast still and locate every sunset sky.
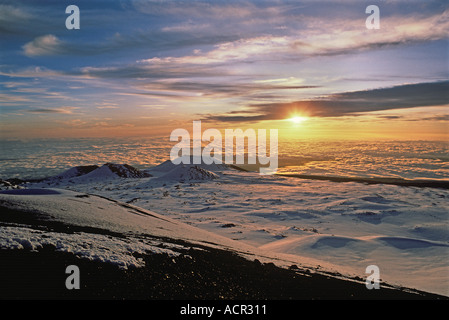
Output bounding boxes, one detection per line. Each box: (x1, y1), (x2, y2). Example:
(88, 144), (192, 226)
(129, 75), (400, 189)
(1, 0), (448, 140)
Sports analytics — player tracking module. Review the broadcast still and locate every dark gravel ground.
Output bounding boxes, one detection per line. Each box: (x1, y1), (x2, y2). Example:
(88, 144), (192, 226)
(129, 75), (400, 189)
(0, 244), (445, 301)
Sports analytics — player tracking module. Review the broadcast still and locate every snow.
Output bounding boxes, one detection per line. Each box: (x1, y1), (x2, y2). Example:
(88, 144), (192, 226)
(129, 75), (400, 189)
(147, 156), (228, 175)
(154, 165), (219, 182)
(0, 179), (25, 190)
(1, 188), (61, 195)
(0, 188), (259, 270)
(30, 163), (151, 186)
(0, 225), (178, 269)
(2, 161), (448, 296)
(52, 165), (99, 180)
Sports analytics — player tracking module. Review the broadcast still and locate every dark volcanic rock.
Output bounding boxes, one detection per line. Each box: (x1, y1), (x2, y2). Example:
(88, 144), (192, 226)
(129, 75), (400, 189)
(103, 163), (152, 178)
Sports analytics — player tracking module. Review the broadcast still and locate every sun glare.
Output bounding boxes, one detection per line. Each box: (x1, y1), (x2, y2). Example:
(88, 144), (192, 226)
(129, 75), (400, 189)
(288, 116), (308, 124)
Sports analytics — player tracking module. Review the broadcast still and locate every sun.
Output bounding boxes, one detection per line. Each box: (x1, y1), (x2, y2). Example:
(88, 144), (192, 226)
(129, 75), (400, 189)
(287, 116), (308, 124)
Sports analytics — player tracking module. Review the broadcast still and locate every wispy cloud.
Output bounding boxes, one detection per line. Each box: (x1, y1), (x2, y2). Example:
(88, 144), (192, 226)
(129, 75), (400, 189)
(0, 93), (31, 103)
(0, 66), (61, 78)
(132, 8), (449, 66)
(26, 107), (79, 114)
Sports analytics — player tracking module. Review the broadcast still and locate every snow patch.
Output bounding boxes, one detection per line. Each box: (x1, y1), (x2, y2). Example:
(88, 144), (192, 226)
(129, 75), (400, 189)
(0, 179), (25, 190)
(0, 226), (180, 269)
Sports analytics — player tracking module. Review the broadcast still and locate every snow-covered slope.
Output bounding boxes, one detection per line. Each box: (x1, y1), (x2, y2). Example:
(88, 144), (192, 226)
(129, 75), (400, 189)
(32, 163), (151, 186)
(0, 188), (259, 270)
(101, 163), (152, 178)
(51, 165), (100, 180)
(154, 165), (219, 182)
(147, 156), (228, 174)
(76, 163), (151, 180)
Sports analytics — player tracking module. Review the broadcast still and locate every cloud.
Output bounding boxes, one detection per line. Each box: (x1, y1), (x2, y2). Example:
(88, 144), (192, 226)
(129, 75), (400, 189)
(76, 61), (228, 81)
(131, 0), (278, 20)
(202, 81), (449, 122)
(134, 80), (320, 99)
(421, 114), (449, 121)
(0, 93), (31, 103)
(22, 35), (63, 56)
(135, 7), (449, 64)
(27, 107), (78, 114)
(18, 2), (449, 60)
(0, 66), (61, 78)
(0, 3), (72, 38)
(0, 4), (36, 35)
(22, 34), (116, 57)
(0, 4), (30, 24)
(20, 25), (240, 58)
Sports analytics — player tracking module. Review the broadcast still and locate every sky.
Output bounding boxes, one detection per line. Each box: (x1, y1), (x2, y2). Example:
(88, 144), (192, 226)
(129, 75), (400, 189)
(0, 0), (448, 140)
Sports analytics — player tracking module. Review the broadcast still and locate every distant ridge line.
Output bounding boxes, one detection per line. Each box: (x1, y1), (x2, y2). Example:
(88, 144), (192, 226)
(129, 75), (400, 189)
(276, 173), (449, 189)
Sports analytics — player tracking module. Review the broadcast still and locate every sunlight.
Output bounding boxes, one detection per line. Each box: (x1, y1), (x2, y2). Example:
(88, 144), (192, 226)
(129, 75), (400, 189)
(287, 116), (308, 124)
